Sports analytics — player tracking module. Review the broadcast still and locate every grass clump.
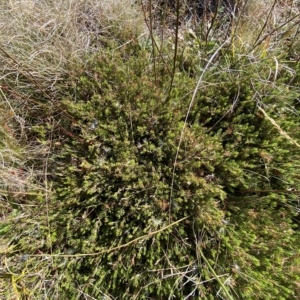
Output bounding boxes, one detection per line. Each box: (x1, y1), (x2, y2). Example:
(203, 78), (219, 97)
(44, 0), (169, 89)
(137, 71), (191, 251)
(1, 0), (300, 299)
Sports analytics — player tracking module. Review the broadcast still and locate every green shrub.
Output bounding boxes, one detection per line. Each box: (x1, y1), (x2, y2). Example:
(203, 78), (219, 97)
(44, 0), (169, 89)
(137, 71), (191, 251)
(33, 45), (299, 298)
(1, 1), (300, 299)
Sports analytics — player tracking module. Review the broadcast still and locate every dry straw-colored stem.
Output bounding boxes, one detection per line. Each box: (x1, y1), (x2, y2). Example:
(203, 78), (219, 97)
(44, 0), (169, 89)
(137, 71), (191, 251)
(26, 215), (190, 258)
(258, 106), (300, 149)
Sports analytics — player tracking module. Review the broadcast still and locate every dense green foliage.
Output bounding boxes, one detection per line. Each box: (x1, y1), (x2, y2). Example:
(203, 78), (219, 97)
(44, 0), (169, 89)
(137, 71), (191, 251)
(13, 47), (299, 298)
(1, 1), (300, 299)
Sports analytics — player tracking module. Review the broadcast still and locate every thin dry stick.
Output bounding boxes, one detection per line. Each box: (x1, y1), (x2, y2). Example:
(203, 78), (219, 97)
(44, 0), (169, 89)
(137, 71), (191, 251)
(44, 123), (54, 255)
(0, 190), (42, 195)
(26, 215), (190, 258)
(258, 106), (300, 149)
(140, 0), (170, 80)
(167, 0), (181, 98)
(142, 0), (157, 83)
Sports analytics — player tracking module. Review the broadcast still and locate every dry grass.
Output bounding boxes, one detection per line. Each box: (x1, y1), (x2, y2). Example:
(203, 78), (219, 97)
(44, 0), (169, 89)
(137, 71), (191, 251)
(0, 0), (146, 187)
(1, 0), (145, 92)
